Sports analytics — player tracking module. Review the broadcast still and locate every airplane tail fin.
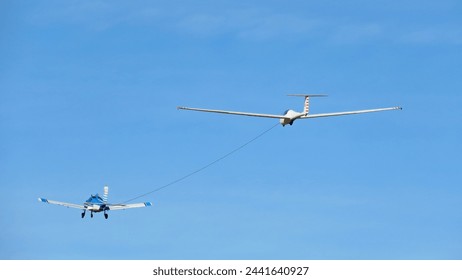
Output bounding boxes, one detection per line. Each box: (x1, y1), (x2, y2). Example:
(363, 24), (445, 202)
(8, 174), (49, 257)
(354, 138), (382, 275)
(287, 94), (327, 115)
(103, 185), (109, 203)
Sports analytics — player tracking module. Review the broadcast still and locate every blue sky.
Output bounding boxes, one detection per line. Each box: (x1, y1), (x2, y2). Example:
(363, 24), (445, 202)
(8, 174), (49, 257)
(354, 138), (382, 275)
(1, 0), (461, 259)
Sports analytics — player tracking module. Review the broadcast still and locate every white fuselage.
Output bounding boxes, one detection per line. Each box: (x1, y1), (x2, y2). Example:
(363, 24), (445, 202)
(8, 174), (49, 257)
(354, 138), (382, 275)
(85, 204), (103, 212)
(280, 110), (305, 126)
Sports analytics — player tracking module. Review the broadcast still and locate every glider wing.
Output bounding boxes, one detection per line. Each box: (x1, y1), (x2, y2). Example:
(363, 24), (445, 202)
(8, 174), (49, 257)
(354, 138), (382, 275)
(177, 106), (285, 119)
(301, 107), (402, 119)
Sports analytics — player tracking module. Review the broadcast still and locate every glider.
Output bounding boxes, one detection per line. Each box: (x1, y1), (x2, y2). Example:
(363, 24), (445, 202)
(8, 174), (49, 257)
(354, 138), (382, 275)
(178, 94), (402, 126)
(38, 186), (152, 219)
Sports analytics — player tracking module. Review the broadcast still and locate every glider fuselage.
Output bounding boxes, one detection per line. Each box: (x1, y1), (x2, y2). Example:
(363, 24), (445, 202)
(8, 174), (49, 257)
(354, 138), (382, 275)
(280, 109), (305, 126)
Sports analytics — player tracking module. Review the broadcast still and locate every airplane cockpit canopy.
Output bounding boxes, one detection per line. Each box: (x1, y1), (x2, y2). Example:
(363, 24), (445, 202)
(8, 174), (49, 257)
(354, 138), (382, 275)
(86, 194), (103, 203)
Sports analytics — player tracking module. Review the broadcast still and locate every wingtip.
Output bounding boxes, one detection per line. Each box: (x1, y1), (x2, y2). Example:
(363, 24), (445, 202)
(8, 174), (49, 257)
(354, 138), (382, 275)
(145, 202), (153, 207)
(38, 198), (47, 203)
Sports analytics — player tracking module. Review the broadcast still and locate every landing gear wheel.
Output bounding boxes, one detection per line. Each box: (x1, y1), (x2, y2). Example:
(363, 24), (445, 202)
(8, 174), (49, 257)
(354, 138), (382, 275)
(91, 212), (94, 218)
(81, 211), (86, 218)
(104, 213), (108, 219)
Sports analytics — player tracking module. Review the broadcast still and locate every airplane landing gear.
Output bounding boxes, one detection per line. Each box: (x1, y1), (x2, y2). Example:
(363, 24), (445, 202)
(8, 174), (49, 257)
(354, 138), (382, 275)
(104, 213), (108, 219)
(91, 212), (94, 218)
(81, 211), (86, 218)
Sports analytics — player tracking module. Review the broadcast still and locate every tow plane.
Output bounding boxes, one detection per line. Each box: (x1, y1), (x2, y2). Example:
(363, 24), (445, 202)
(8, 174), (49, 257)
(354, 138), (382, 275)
(178, 94), (402, 126)
(38, 186), (152, 219)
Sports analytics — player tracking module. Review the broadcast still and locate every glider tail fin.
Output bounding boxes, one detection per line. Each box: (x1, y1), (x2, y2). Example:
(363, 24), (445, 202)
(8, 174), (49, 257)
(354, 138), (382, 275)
(287, 94), (328, 115)
(103, 185), (109, 203)
(304, 96), (310, 115)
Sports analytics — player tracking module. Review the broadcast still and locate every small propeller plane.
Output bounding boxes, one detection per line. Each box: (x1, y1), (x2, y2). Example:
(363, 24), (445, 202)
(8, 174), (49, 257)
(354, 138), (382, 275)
(178, 94), (402, 126)
(38, 186), (152, 219)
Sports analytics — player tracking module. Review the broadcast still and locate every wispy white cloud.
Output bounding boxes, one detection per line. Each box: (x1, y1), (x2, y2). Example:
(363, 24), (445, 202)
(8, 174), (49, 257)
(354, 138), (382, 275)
(23, 1), (462, 46)
(175, 9), (320, 40)
(329, 23), (384, 44)
(26, 0), (162, 31)
(401, 26), (462, 45)
(176, 13), (228, 36)
(237, 13), (320, 40)
(25, 2), (321, 40)
(327, 21), (462, 46)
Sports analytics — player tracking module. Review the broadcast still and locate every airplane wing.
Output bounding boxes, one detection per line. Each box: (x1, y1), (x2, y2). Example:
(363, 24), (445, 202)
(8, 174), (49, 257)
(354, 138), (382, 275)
(301, 107), (402, 119)
(107, 202), (152, 211)
(177, 106), (286, 119)
(38, 198), (85, 210)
